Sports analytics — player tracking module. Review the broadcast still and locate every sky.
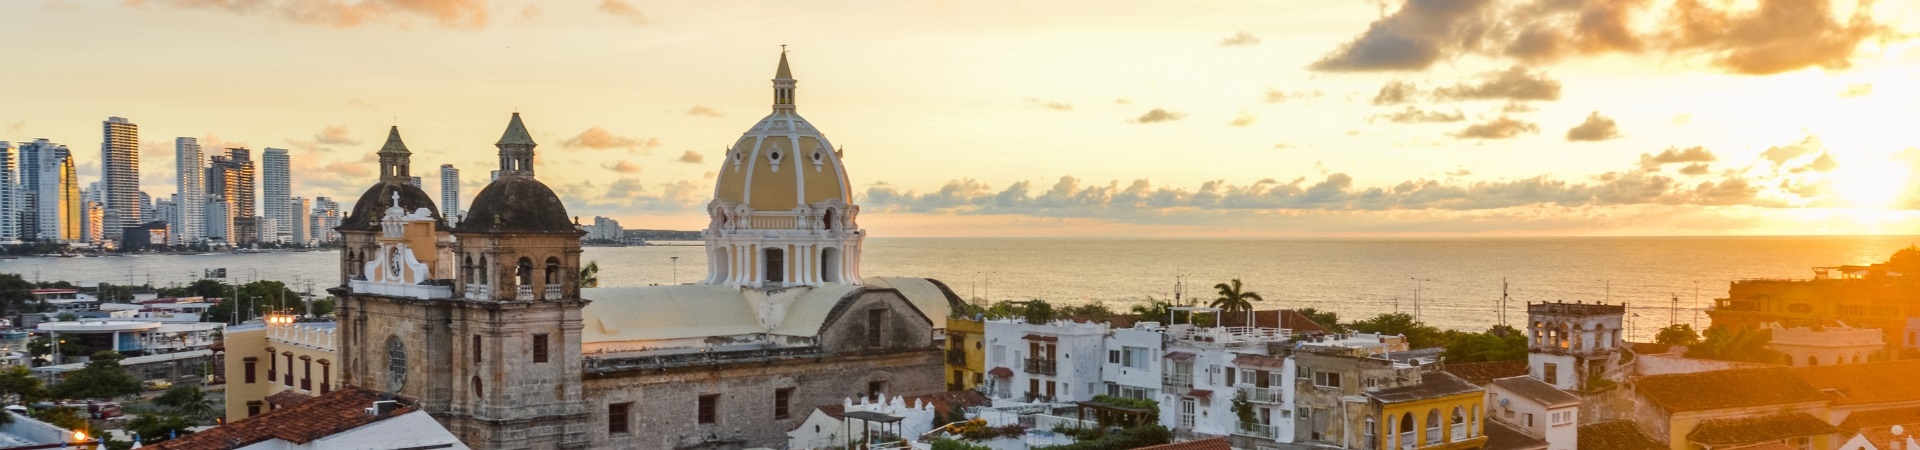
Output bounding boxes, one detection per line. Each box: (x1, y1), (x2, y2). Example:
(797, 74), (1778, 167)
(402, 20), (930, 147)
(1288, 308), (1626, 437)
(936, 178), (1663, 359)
(5, 0), (1920, 237)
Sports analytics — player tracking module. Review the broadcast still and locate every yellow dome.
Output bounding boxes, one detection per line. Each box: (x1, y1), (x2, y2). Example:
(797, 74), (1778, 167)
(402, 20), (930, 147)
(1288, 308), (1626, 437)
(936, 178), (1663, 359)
(712, 53), (853, 212)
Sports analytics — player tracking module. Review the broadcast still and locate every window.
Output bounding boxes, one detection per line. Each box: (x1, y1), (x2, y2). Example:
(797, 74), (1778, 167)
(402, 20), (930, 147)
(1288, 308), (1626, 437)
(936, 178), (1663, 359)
(472, 334), (482, 364)
(1313, 371), (1342, 388)
(267, 353), (277, 382)
(697, 395), (718, 425)
(1122, 347), (1149, 369)
(284, 353), (295, 386)
(1364, 377), (1378, 389)
(608, 402), (631, 434)
(1524, 413), (1534, 428)
(868, 381), (887, 398)
(301, 357), (312, 391)
(775, 388), (795, 419)
(244, 358), (257, 384)
(246, 401), (261, 417)
(1109, 350), (1121, 364)
(472, 376), (483, 399)
(1542, 363), (1557, 385)
(867, 309), (886, 346)
(320, 361), (331, 394)
(532, 334), (550, 363)
(1550, 410), (1573, 425)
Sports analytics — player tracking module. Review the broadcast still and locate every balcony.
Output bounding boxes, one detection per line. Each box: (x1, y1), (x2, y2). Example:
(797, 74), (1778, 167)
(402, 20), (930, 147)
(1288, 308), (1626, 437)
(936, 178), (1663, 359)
(1024, 358), (1057, 376)
(1234, 422), (1279, 440)
(946, 348), (967, 366)
(1399, 432), (1415, 450)
(1161, 373), (1192, 391)
(1452, 423), (1467, 442)
(1427, 427), (1441, 445)
(1240, 385), (1282, 403)
(543, 284), (561, 299)
(515, 285), (533, 301)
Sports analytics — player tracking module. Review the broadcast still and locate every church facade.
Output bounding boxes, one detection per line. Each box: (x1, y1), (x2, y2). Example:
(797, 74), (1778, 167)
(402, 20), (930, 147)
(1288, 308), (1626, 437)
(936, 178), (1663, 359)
(331, 53), (960, 450)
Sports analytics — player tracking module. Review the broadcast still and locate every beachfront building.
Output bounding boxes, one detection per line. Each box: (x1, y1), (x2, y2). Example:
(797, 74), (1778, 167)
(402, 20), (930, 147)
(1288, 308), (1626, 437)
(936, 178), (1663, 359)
(221, 320), (338, 420)
(946, 316), (986, 392)
(1485, 376), (1580, 450)
(1769, 321), (1888, 367)
(983, 318), (1107, 403)
(1526, 301), (1626, 391)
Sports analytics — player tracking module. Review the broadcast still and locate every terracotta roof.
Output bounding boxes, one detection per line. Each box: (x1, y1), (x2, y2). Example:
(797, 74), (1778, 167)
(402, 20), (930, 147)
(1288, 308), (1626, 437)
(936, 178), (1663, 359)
(1187, 389), (1213, 397)
(1792, 359), (1920, 406)
(154, 386), (413, 450)
(1482, 419), (1548, 450)
(1165, 351), (1195, 361)
(1577, 421), (1665, 450)
(1686, 412), (1842, 445)
(1218, 310), (1332, 335)
(1444, 360), (1529, 386)
(1233, 353), (1286, 369)
(264, 390), (313, 408)
(1366, 372), (1482, 404)
(1628, 341), (1682, 355)
(989, 367), (1013, 377)
(902, 391), (991, 414)
(1839, 405), (1920, 430)
(1021, 334), (1058, 342)
(1634, 367), (1828, 412)
(1132, 437), (1230, 450)
(1490, 376), (1579, 408)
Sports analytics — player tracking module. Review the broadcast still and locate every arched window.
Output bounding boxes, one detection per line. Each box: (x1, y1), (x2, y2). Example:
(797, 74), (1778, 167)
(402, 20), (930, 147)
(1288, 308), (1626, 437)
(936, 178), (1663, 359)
(516, 258), (533, 286)
(1451, 406), (1465, 441)
(478, 256), (488, 279)
(1399, 412), (1415, 445)
(463, 256), (474, 282)
(1470, 404), (1480, 438)
(821, 247), (841, 283)
(1426, 409), (1441, 444)
(472, 376), (483, 399)
(1364, 415), (1377, 449)
(823, 209), (835, 231)
(1808, 355), (1819, 366)
(1852, 353), (1862, 364)
(544, 257), (561, 285)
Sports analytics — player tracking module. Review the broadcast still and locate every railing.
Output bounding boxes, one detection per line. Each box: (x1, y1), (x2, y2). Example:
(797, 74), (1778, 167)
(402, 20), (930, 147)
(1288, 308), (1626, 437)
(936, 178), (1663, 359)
(1427, 427), (1442, 445)
(1024, 358), (1057, 375)
(1178, 414), (1195, 429)
(751, 215), (797, 229)
(1399, 432), (1415, 450)
(1452, 423), (1468, 442)
(1235, 422), (1278, 439)
(946, 348), (967, 365)
(1166, 326), (1292, 346)
(543, 284), (561, 299)
(515, 285), (533, 301)
(1032, 414), (1099, 431)
(1241, 386), (1281, 403)
(1162, 373), (1192, 394)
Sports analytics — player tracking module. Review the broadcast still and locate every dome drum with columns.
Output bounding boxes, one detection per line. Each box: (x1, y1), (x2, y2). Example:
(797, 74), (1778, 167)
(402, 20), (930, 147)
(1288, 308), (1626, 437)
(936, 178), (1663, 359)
(704, 51), (865, 289)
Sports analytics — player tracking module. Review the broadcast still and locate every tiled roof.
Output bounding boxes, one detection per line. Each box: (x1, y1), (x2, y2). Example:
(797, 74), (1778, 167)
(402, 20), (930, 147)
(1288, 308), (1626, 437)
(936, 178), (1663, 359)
(1132, 437), (1231, 450)
(1233, 353), (1286, 368)
(264, 390), (312, 408)
(1838, 405), (1920, 430)
(1366, 371), (1482, 403)
(1633, 367), (1828, 412)
(1577, 421), (1665, 450)
(989, 367), (1013, 377)
(903, 391), (992, 414)
(1793, 359), (1920, 406)
(1490, 376), (1579, 408)
(1686, 412), (1842, 445)
(1482, 419), (1548, 450)
(1628, 341), (1682, 355)
(1445, 360), (1529, 386)
(153, 386), (412, 450)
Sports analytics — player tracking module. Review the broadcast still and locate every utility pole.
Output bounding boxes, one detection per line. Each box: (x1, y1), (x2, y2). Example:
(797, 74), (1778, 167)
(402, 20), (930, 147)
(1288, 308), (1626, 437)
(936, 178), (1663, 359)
(1410, 278), (1434, 322)
(1499, 278), (1510, 328)
(671, 256), (680, 285)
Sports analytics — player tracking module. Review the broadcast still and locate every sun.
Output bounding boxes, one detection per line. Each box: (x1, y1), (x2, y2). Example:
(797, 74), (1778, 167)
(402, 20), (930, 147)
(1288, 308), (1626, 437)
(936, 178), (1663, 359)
(1829, 163), (1909, 208)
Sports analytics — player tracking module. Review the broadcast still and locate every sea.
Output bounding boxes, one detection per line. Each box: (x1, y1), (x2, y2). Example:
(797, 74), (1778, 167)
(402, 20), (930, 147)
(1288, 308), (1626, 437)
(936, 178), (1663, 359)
(4, 236), (1916, 341)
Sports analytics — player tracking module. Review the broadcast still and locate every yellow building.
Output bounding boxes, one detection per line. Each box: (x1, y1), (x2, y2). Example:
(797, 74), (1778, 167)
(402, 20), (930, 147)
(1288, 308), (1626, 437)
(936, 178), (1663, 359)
(1630, 367), (1837, 450)
(220, 319), (339, 421)
(1367, 372), (1489, 450)
(946, 316), (985, 391)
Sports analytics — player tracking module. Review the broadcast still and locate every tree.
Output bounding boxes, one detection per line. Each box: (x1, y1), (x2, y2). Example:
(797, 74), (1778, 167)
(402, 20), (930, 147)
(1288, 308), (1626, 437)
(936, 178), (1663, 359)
(1348, 312), (1446, 349)
(123, 414), (197, 445)
(310, 297), (337, 317)
(580, 261), (601, 288)
(1440, 325), (1528, 363)
(0, 273), (35, 315)
(1686, 326), (1781, 364)
(0, 366), (48, 406)
(1209, 279), (1264, 317)
(51, 351), (142, 400)
(1058, 302), (1113, 323)
(1655, 324), (1701, 346)
(1294, 307), (1347, 333)
(153, 386), (217, 419)
(1023, 300), (1056, 325)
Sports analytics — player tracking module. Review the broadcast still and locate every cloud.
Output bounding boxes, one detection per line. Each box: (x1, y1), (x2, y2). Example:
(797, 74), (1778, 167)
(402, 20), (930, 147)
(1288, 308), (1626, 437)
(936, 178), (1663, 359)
(1565, 111), (1621, 141)
(1678, 163), (1710, 175)
(1228, 111), (1257, 127)
(602, 160), (642, 174)
(1760, 137), (1819, 166)
(1452, 115), (1539, 139)
(1265, 88), (1324, 103)
(1311, 0), (1896, 75)
(597, 0), (648, 24)
(1114, 98), (1133, 105)
(1433, 65), (1561, 101)
(1446, 168), (1473, 176)
(1502, 101), (1538, 113)
(1274, 143), (1299, 150)
(1024, 97), (1074, 111)
(517, 4), (540, 20)
(1669, 113), (1692, 125)
(347, 98), (375, 110)
(1310, 0), (1496, 71)
(1373, 106), (1465, 123)
(1372, 80), (1420, 105)
(687, 105), (724, 117)
(1131, 108), (1186, 124)
(560, 126), (659, 151)
(314, 125), (360, 145)
(676, 150), (704, 164)
(1218, 31), (1262, 47)
(1838, 82), (1872, 98)
(1642, 146), (1717, 167)
(130, 0), (489, 29)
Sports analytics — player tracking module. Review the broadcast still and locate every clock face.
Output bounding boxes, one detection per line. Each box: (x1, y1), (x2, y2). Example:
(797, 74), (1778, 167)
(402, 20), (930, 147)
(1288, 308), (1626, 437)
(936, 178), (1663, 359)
(388, 247), (403, 278)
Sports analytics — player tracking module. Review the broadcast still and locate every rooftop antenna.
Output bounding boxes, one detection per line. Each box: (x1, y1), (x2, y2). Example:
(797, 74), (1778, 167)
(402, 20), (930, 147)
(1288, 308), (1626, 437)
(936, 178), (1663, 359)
(1670, 293), (1679, 326)
(1499, 278), (1510, 327)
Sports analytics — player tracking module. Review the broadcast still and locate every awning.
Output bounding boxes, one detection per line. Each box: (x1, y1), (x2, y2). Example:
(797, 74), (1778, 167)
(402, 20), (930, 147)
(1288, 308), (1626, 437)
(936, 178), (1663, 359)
(989, 367), (1014, 377)
(1022, 334), (1058, 342)
(1187, 389), (1213, 397)
(842, 410), (904, 423)
(1164, 351), (1195, 361)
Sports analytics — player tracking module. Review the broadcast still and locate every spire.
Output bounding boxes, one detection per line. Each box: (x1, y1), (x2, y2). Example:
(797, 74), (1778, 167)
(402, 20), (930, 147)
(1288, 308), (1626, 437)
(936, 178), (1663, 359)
(772, 49), (797, 111)
(378, 126), (409, 155)
(378, 126), (412, 181)
(496, 112), (537, 146)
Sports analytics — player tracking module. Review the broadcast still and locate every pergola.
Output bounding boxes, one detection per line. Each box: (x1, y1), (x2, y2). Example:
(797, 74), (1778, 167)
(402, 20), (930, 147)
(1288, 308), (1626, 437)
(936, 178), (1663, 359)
(841, 410), (907, 450)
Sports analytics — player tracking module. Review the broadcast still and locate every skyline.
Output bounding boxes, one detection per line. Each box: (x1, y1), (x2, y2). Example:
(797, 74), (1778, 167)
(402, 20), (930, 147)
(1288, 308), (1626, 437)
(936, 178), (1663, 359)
(6, 0), (1920, 237)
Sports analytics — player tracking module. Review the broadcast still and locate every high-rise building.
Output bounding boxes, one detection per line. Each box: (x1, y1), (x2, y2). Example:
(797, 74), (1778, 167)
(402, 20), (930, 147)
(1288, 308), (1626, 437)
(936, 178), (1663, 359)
(100, 117), (141, 238)
(82, 200), (103, 245)
(18, 139), (70, 241)
(439, 164), (460, 221)
(0, 142), (17, 244)
(290, 196), (311, 245)
(154, 197), (176, 244)
(34, 144), (79, 242)
(255, 216), (277, 244)
(261, 148), (290, 242)
(311, 196), (341, 243)
(207, 148), (256, 244)
(589, 216), (623, 241)
(205, 195), (231, 245)
(174, 137), (206, 245)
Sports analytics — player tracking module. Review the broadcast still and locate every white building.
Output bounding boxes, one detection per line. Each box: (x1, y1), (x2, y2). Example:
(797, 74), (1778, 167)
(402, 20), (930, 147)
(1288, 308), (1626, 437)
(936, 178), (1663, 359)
(439, 164), (460, 221)
(262, 147), (291, 241)
(311, 196), (341, 243)
(100, 116), (141, 238)
(785, 394), (940, 450)
(174, 137), (206, 245)
(290, 197), (312, 245)
(983, 318), (1108, 403)
(1525, 301), (1625, 390)
(1770, 321), (1887, 367)
(1486, 376), (1579, 450)
(205, 196), (231, 244)
(1906, 318), (1920, 352)
(589, 216), (623, 241)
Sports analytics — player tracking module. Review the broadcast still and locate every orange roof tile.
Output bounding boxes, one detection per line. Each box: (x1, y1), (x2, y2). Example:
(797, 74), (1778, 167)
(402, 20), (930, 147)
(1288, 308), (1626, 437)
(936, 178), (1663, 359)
(1444, 360), (1529, 386)
(1686, 412), (1841, 446)
(1577, 421), (1665, 450)
(1133, 437), (1231, 450)
(1792, 360), (1920, 406)
(1839, 405), (1920, 430)
(153, 386), (412, 450)
(1634, 367), (1828, 412)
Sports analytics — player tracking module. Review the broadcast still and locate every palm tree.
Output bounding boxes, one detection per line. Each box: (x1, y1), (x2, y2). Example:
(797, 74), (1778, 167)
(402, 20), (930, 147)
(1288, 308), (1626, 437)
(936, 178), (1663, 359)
(579, 261), (600, 288)
(1210, 279), (1264, 325)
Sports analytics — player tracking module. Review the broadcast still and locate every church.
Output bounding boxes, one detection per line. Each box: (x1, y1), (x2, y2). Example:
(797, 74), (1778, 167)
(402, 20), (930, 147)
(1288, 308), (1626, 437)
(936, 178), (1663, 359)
(329, 52), (962, 450)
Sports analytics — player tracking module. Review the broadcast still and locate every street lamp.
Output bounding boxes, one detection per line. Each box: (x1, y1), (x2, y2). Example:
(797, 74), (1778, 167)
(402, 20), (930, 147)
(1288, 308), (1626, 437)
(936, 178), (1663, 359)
(671, 256), (680, 285)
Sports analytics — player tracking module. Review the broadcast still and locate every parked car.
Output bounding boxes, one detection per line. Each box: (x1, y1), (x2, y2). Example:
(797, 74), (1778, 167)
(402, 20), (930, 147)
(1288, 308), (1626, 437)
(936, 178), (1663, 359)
(142, 379), (173, 391)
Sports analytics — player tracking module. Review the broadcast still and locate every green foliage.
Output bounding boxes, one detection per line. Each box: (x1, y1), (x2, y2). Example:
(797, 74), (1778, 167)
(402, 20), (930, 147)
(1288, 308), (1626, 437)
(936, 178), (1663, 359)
(1023, 300), (1056, 325)
(1440, 325), (1529, 363)
(1655, 324), (1701, 346)
(1209, 279), (1264, 316)
(0, 273), (36, 315)
(1294, 307), (1348, 333)
(202, 280), (304, 323)
(951, 301), (986, 319)
(1348, 312), (1446, 349)
(1887, 245), (1920, 272)
(124, 414), (198, 445)
(983, 300), (1026, 320)
(310, 298), (337, 317)
(29, 406), (85, 430)
(55, 312), (77, 322)
(1089, 395), (1158, 411)
(1034, 424), (1172, 450)
(29, 335), (86, 360)
(0, 366), (49, 405)
(580, 261), (600, 288)
(153, 386), (217, 419)
(1686, 326), (1782, 364)
(1230, 390), (1256, 424)
(51, 351), (142, 400)
(1057, 302), (1114, 323)
(932, 438), (992, 450)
